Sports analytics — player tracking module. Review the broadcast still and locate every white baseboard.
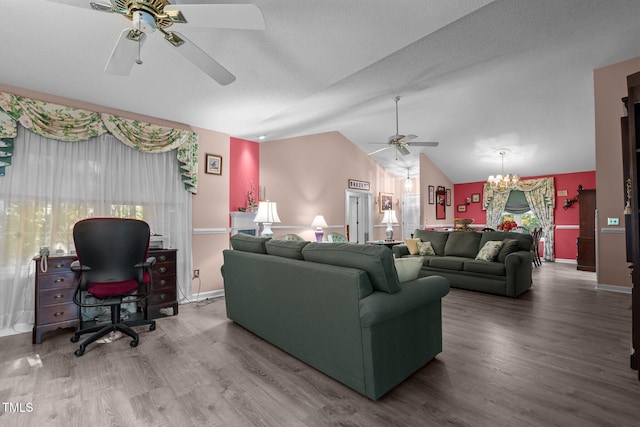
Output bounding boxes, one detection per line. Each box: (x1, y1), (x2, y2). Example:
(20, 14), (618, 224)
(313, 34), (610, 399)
(596, 284), (632, 294)
(554, 258), (577, 264)
(187, 289), (225, 303)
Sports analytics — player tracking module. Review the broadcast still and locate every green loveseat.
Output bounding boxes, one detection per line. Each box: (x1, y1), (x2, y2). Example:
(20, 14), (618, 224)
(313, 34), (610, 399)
(393, 229), (533, 298)
(222, 233), (450, 400)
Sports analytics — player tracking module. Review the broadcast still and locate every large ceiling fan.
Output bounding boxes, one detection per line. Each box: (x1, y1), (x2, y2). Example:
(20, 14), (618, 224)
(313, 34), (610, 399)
(47, 0), (265, 85)
(368, 96), (439, 157)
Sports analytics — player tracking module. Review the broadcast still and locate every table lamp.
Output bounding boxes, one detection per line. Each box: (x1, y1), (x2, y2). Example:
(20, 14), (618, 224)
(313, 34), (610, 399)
(311, 215), (328, 242)
(381, 210), (398, 240)
(253, 201), (280, 238)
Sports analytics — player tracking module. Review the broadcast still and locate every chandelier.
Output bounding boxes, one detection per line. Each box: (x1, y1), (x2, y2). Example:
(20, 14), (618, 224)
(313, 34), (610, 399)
(487, 150), (519, 190)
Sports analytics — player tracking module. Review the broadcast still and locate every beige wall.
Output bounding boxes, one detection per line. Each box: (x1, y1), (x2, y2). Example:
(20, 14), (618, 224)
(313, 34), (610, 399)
(191, 128), (231, 295)
(260, 131), (405, 241)
(420, 153), (454, 228)
(594, 57), (640, 288)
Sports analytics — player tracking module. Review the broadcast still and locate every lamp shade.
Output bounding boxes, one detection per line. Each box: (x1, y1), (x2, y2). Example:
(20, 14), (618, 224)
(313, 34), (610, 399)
(381, 210), (398, 224)
(253, 201), (281, 224)
(311, 215), (328, 228)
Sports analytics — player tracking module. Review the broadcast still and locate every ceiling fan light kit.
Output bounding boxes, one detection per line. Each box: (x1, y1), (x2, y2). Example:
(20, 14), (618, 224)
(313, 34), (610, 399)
(58, 0), (265, 85)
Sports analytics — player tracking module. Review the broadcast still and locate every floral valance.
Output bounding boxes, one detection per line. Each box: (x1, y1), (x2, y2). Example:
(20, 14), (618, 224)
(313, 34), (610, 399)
(0, 92), (198, 193)
(482, 177), (555, 210)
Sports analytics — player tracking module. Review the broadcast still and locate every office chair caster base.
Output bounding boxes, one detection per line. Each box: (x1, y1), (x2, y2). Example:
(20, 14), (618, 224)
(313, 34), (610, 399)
(70, 335), (80, 343)
(149, 323), (156, 331)
(74, 348), (85, 357)
(130, 339), (139, 348)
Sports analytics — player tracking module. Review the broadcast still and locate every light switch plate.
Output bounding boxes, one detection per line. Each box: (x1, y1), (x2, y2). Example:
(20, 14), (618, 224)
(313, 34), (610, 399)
(607, 217), (619, 226)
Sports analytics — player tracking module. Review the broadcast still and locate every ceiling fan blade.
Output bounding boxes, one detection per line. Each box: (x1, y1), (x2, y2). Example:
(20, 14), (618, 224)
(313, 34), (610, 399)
(407, 141), (439, 147)
(163, 4), (265, 30)
(44, 0), (112, 11)
(397, 145), (411, 156)
(399, 134), (417, 143)
(368, 146), (393, 156)
(105, 29), (146, 76)
(168, 31), (236, 86)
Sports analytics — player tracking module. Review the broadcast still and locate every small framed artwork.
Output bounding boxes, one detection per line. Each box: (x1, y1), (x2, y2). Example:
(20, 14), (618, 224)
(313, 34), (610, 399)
(428, 185), (435, 205)
(446, 189), (451, 206)
(379, 192), (393, 213)
(457, 204), (467, 212)
(205, 153), (222, 175)
(471, 193), (481, 203)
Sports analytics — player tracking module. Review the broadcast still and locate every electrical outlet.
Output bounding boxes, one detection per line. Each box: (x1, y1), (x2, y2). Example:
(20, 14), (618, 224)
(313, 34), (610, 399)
(193, 269), (200, 278)
(607, 217), (619, 226)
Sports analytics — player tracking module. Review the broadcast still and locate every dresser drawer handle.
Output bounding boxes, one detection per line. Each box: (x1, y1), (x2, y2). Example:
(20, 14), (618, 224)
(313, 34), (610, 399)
(53, 311), (64, 317)
(158, 255), (167, 262)
(54, 278), (65, 284)
(159, 279), (167, 286)
(159, 267), (167, 274)
(159, 294), (167, 300)
(54, 263), (65, 269)
(53, 293), (64, 299)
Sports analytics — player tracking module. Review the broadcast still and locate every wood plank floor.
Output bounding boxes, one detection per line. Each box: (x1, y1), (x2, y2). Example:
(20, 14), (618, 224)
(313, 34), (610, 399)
(1, 262), (639, 426)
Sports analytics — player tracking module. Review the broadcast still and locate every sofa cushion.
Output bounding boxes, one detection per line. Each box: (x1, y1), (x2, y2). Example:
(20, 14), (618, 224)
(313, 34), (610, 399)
(404, 238), (421, 255)
(444, 232), (482, 258)
(302, 243), (401, 294)
(497, 238), (520, 263)
(428, 256), (466, 271)
(414, 229), (449, 255)
(464, 260), (506, 276)
(266, 239), (310, 260)
(475, 240), (503, 262)
(480, 231), (533, 252)
(230, 233), (270, 254)
(417, 241), (436, 256)
(394, 257), (424, 282)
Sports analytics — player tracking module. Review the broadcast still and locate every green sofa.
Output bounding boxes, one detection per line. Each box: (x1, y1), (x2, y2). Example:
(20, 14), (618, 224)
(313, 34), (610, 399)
(393, 229), (533, 298)
(222, 233), (450, 400)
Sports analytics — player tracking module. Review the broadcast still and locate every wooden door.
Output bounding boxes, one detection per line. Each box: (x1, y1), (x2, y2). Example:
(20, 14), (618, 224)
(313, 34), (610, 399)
(576, 188), (596, 272)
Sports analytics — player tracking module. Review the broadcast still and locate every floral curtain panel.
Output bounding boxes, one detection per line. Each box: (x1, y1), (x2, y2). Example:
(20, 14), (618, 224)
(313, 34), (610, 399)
(0, 92), (198, 193)
(483, 177), (555, 261)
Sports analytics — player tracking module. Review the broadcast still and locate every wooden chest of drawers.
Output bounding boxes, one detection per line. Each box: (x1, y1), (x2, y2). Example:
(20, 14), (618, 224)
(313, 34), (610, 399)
(32, 248), (178, 344)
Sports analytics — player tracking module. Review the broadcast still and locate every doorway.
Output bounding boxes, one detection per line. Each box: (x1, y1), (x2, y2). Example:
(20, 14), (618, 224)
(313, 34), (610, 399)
(402, 193), (420, 239)
(345, 190), (372, 243)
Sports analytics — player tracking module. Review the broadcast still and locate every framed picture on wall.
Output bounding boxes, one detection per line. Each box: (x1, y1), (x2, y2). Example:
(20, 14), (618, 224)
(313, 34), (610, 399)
(446, 189), (451, 206)
(471, 193), (481, 203)
(379, 192), (393, 213)
(205, 153), (222, 175)
(428, 185), (435, 204)
(457, 204), (467, 212)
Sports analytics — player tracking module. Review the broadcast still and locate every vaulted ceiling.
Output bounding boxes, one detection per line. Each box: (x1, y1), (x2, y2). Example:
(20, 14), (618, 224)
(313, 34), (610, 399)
(3, 0), (640, 182)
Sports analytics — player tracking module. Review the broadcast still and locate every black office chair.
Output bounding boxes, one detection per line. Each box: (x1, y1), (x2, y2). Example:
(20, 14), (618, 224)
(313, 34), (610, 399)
(70, 218), (156, 357)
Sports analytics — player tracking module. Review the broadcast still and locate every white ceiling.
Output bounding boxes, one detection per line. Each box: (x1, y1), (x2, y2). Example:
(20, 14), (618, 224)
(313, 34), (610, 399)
(3, 0), (640, 182)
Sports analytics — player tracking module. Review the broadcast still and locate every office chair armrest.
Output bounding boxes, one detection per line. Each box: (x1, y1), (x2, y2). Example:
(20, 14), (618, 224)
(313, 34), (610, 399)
(135, 256), (156, 269)
(70, 260), (91, 273)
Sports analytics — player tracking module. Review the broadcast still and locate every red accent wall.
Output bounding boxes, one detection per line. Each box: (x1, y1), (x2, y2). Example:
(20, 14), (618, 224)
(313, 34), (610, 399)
(453, 170), (596, 261)
(229, 137), (259, 214)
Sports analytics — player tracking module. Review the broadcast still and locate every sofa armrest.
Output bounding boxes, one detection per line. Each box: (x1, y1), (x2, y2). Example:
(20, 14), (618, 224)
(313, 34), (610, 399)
(392, 244), (410, 258)
(359, 276), (449, 327)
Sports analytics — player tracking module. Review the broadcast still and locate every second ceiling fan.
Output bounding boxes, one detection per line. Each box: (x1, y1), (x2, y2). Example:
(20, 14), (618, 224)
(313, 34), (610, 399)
(368, 96), (439, 157)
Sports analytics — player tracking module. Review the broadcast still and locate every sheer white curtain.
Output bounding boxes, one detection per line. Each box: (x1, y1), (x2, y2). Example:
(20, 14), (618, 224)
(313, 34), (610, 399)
(0, 128), (192, 335)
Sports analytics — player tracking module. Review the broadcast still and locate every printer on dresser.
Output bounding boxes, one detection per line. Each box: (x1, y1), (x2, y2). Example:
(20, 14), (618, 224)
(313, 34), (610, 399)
(32, 248), (178, 344)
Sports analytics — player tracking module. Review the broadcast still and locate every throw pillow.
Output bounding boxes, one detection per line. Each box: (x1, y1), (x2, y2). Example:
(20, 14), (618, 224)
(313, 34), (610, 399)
(394, 257), (424, 282)
(497, 238), (520, 263)
(475, 240), (504, 262)
(405, 238), (421, 255)
(417, 241), (435, 256)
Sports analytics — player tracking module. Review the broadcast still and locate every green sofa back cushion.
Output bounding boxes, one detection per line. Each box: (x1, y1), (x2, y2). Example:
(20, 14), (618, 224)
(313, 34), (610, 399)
(413, 229), (449, 255)
(230, 233), (271, 254)
(266, 239), (309, 260)
(444, 231), (482, 258)
(497, 238), (520, 263)
(302, 243), (401, 294)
